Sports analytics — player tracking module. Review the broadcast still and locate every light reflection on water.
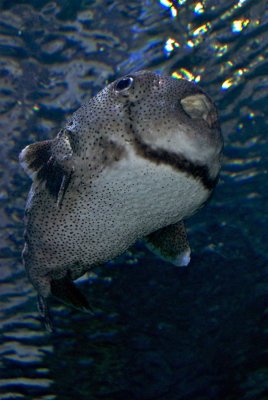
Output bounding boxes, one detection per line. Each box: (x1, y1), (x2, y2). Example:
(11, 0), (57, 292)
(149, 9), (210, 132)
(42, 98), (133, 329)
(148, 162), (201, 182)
(0, 0), (267, 399)
(158, 0), (266, 99)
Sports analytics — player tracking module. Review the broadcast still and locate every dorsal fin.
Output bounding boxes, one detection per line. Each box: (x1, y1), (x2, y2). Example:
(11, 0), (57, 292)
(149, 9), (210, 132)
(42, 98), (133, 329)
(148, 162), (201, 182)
(19, 139), (73, 207)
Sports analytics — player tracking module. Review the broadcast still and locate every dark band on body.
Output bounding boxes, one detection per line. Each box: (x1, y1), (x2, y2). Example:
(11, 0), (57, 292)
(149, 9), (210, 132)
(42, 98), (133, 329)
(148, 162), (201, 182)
(126, 102), (217, 191)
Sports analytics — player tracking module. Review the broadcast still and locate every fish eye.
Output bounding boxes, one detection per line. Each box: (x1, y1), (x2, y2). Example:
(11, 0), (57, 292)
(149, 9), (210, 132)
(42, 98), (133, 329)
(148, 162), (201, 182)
(115, 77), (134, 92)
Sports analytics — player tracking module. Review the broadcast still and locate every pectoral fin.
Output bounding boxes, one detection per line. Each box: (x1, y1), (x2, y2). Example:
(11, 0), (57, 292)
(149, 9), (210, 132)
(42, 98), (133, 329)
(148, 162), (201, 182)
(19, 133), (73, 207)
(145, 221), (191, 267)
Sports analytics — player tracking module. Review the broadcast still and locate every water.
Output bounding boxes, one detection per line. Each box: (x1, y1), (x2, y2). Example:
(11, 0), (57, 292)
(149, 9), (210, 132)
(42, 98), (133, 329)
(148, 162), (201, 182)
(0, 0), (267, 398)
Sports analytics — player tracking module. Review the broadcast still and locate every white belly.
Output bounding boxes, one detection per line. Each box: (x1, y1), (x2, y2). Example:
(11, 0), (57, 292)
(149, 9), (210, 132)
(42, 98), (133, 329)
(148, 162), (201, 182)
(66, 152), (209, 265)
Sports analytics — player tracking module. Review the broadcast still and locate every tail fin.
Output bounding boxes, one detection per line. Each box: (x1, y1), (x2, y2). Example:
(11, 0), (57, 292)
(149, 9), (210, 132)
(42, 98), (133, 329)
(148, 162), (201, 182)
(50, 275), (94, 314)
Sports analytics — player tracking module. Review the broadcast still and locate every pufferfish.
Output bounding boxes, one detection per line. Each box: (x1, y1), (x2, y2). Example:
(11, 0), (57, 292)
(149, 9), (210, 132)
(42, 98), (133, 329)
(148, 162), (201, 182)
(19, 71), (223, 329)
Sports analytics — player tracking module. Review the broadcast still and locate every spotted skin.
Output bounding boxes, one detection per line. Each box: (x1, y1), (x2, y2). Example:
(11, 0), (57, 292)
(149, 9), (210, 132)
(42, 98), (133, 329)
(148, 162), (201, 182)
(19, 71), (223, 326)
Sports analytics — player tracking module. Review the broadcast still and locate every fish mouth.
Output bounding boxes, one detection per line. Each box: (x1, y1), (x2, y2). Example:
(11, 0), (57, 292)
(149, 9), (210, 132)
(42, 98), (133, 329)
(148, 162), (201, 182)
(123, 99), (218, 191)
(132, 135), (218, 191)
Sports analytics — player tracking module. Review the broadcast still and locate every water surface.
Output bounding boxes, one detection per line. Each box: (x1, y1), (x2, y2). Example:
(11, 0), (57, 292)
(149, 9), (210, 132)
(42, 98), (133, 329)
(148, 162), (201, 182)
(0, 0), (267, 399)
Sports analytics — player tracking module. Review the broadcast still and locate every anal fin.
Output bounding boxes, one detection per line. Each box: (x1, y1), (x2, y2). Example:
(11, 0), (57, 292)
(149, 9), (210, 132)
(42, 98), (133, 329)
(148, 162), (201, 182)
(50, 275), (94, 314)
(145, 221), (191, 267)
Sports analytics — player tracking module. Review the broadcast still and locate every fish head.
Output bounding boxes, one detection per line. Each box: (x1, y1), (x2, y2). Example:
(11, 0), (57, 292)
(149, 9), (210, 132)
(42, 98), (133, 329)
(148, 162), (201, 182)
(60, 71), (223, 182)
(79, 70), (223, 180)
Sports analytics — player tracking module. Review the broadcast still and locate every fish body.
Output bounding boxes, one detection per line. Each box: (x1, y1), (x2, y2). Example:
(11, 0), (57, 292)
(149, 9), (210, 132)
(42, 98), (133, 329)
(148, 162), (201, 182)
(20, 71), (223, 326)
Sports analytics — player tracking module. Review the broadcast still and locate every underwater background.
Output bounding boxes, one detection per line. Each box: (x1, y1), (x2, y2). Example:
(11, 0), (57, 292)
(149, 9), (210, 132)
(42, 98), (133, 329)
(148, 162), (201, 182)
(0, 0), (267, 399)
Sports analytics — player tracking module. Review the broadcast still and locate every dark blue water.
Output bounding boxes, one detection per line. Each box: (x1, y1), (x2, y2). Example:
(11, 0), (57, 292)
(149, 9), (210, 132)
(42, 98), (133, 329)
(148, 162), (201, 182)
(0, 0), (267, 399)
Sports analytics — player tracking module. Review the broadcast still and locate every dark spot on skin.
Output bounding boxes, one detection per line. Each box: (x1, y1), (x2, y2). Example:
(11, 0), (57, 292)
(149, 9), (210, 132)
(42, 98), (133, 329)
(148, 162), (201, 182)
(101, 138), (127, 165)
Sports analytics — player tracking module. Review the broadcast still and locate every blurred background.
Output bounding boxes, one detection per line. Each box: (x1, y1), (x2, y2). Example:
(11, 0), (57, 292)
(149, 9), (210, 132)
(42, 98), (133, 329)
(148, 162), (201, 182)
(0, 0), (267, 399)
